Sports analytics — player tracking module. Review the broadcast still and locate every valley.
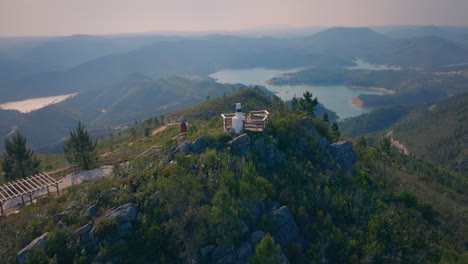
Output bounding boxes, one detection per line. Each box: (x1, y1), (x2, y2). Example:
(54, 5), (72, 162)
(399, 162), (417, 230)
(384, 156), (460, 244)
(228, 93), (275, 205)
(0, 22), (467, 264)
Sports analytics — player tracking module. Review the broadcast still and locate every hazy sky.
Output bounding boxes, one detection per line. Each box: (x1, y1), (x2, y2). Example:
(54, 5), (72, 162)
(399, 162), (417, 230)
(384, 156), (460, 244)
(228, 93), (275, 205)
(1, 0), (468, 36)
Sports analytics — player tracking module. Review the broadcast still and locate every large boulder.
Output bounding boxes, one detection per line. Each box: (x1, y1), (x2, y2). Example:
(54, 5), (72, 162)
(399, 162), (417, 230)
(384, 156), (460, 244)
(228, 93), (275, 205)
(105, 203), (138, 224)
(270, 206), (300, 250)
(210, 244), (236, 264)
(228, 134), (250, 156)
(299, 117), (330, 148)
(75, 222), (93, 237)
(191, 135), (208, 154)
(328, 141), (358, 171)
(86, 204), (99, 219)
(300, 117), (320, 137)
(17, 232), (49, 264)
(178, 141), (193, 155)
(75, 222), (98, 252)
(249, 231), (265, 247)
(253, 138), (286, 170)
(116, 222), (133, 238)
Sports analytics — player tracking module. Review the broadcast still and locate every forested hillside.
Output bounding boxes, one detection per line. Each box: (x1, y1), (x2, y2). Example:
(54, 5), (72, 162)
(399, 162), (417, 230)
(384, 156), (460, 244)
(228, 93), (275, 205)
(0, 89), (465, 264)
(341, 92), (468, 173)
(0, 75), (237, 151)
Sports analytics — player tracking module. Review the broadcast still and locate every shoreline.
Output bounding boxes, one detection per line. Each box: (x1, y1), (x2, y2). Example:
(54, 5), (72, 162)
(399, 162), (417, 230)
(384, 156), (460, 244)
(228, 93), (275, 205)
(348, 84), (395, 109)
(346, 84), (396, 94)
(350, 97), (365, 109)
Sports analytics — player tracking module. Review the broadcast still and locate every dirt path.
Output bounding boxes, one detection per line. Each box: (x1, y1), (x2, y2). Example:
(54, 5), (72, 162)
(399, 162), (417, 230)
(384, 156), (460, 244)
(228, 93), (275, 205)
(386, 131), (410, 155)
(151, 125), (167, 135)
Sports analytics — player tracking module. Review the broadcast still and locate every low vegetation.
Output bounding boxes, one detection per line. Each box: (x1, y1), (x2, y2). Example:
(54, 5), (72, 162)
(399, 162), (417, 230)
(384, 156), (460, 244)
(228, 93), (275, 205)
(0, 89), (465, 264)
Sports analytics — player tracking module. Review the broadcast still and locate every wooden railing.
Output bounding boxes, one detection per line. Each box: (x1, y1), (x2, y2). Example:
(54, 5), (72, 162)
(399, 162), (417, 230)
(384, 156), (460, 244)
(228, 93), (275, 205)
(221, 110), (269, 132)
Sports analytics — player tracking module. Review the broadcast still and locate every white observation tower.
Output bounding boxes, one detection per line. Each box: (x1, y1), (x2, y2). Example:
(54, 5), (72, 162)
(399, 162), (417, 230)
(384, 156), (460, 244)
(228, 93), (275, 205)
(231, 103), (245, 134)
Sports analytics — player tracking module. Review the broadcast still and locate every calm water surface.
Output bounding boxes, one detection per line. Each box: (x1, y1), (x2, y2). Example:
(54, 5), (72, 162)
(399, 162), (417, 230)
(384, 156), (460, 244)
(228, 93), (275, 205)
(210, 68), (385, 119)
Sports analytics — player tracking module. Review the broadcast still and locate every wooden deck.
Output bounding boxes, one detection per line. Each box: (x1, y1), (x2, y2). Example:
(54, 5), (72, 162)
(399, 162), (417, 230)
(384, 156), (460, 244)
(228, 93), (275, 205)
(221, 110), (270, 132)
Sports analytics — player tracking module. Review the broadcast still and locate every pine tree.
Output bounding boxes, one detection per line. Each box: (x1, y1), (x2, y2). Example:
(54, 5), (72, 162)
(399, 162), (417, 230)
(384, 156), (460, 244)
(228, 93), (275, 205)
(250, 233), (284, 264)
(376, 137), (393, 186)
(1, 133), (40, 180)
(291, 95), (299, 113)
(64, 121), (97, 170)
(322, 112), (329, 124)
(331, 122), (341, 141)
(298, 91), (318, 117)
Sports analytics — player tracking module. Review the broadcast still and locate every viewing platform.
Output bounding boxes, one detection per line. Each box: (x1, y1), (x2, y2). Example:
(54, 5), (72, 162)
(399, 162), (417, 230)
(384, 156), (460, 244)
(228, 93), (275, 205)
(221, 109), (270, 132)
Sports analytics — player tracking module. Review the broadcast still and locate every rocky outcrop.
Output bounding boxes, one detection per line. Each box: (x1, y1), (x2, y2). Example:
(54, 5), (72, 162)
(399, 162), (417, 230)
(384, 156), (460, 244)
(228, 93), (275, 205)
(329, 141), (358, 171)
(300, 117), (330, 148)
(190, 203), (300, 264)
(75, 222), (98, 252)
(300, 117), (320, 138)
(87, 204), (99, 219)
(253, 138), (286, 170)
(17, 232), (49, 264)
(172, 136), (209, 157)
(190, 232), (260, 264)
(270, 206), (300, 250)
(228, 134), (251, 156)
(177, 141), (193, 155)
(53, 213), (66, 223)
(105, 203), (138, 224)
(191, 135), (208, 154)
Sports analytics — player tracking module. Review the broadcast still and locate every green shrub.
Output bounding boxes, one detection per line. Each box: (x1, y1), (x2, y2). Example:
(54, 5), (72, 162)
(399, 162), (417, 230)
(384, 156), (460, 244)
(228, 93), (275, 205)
(94, 218), (119, 239)
(398, 190), (417, 208)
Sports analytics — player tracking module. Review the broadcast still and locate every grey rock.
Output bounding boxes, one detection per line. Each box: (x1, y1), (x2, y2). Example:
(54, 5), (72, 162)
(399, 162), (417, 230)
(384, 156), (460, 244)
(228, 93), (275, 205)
(75, 222), (94, 237)
(317, 137), (331, 149)
(87, 204), (99, 219)
(270, 206), (300, 249)
(101, 187), (118, 201)
(300, 117), (330, 148)
(17, 232), (49, 264)
(105, 203), (138, 224)
(56, 221), (67, 228)
(249, 231), (265, 247)
(236, 242), (253, 259)
(296, 137), (308, 153)
(200, 245), (216, 259)
(254, 138), (286, 170)
(210, 245), (235, 263)
(329, 141), (358, 171)
(216, 253), (236, 264)
(268, 200), (281, 210)
(265, 142), (286, 170)
(254, 137), (266, 151)
(117, 222), (133, 238)
(240, 221), (250, 236)
(53, 213), (66, 223)
(64, 201), (78, 213)
(190, 252), (202, 264)
(75, 222), (97, 252)
(228, 134), (250, 156)
(177, 141), (192, 155)
(191, 136), (207, 153)
(280, 251), (291, 264)
(300, 117), (320, 137)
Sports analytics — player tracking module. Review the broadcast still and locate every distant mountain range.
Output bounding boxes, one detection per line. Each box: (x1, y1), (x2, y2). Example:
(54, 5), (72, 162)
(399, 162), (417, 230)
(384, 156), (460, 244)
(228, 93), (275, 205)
(3, 26), (468, 102)
(1, 26), (468, 152)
